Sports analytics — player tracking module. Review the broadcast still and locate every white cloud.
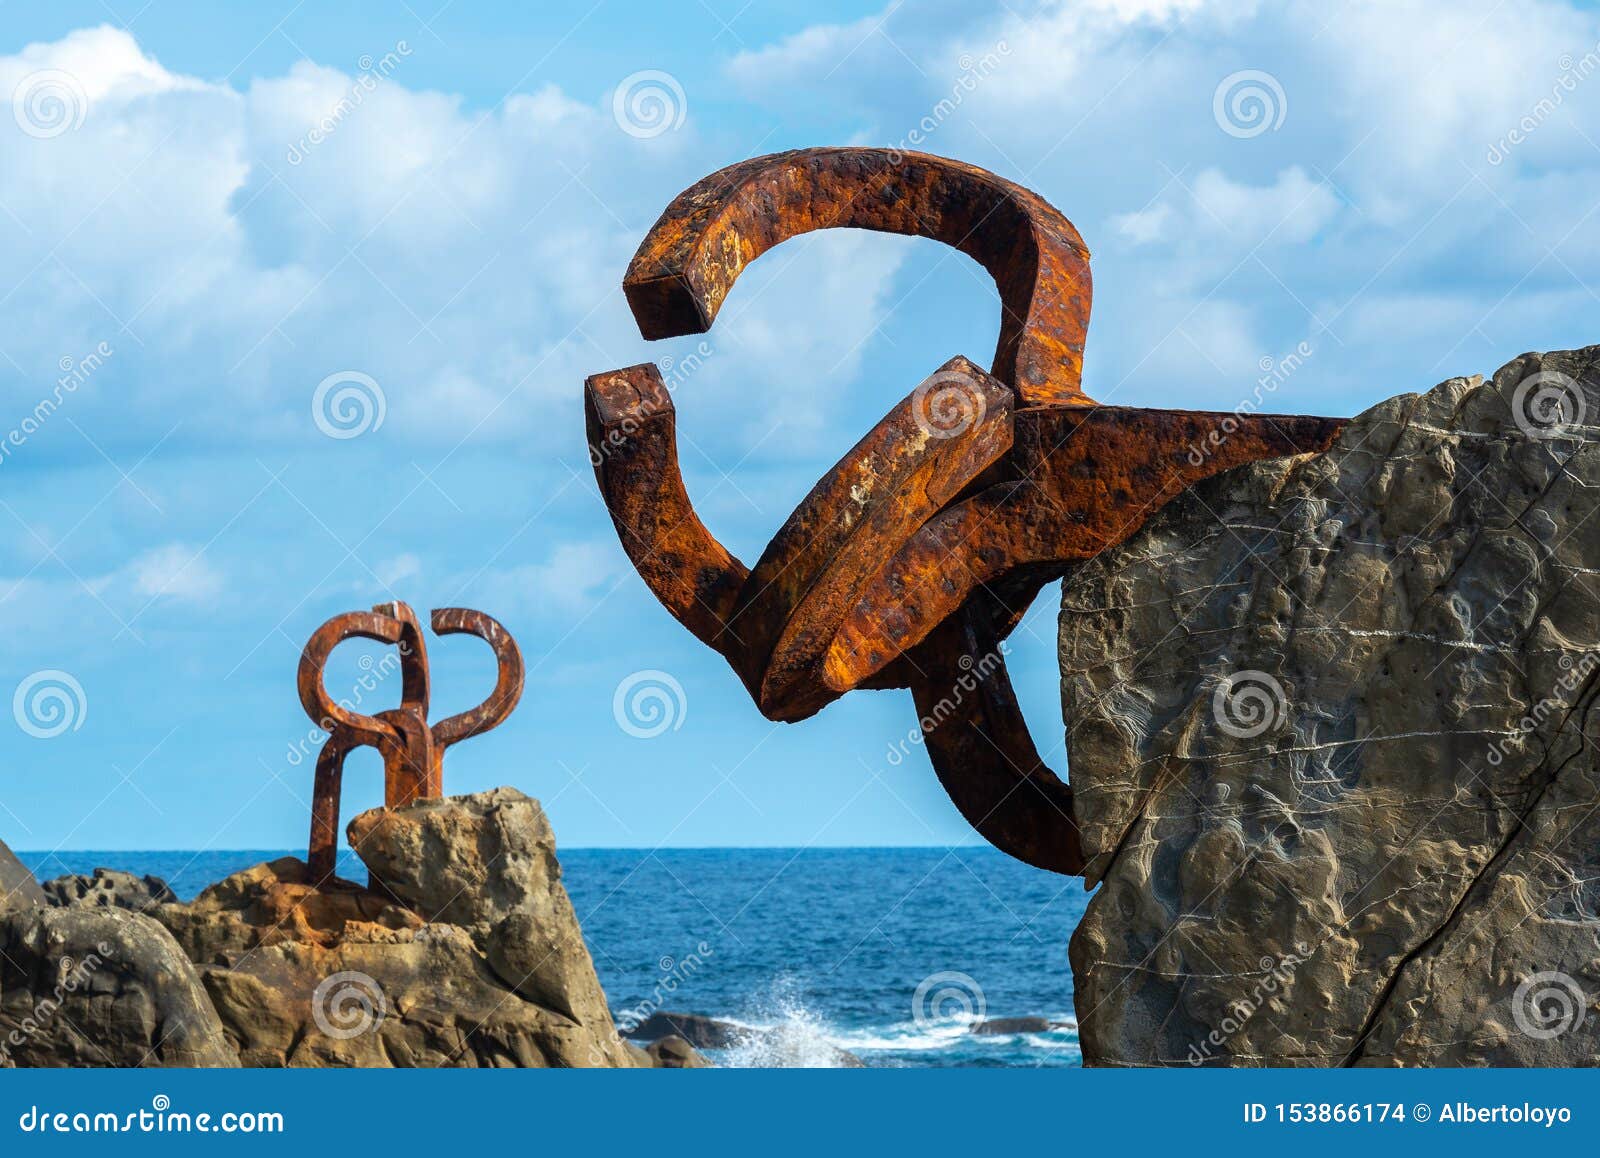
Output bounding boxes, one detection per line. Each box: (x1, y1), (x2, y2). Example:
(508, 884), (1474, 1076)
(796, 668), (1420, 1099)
(0, 26), (906, 464)
(1189, 167), (1341, 246)
(375, 552), (420, 586)
(465, 539), (628, 620)
(724, 0), (1600, 413)
(119, 542), (222, 602)
(1112, 202), (1173, 245)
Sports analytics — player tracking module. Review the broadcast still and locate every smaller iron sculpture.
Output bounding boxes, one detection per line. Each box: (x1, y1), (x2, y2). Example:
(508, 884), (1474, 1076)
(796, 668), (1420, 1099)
(297, 601), (524, 881)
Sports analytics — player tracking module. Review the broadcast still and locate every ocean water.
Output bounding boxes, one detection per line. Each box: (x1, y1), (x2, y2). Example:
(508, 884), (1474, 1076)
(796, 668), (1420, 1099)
(17, 846), (1088, 1068)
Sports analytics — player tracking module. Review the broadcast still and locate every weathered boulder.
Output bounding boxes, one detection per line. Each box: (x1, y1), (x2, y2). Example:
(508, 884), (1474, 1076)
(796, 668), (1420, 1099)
(645, 1034), (712, 1068)
(1060, 346), (1600, 1066)
(347, 787), (615, 1031)
(0, 905), (235, 1067)
(153, 789), (638, 1068)
(43, 868), (177, 912)
(0, 839), (44, 913)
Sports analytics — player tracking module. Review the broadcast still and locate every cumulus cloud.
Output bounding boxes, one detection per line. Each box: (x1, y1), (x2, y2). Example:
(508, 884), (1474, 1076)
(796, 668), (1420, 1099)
(725, 0), (1600, 414)
(119, 542), (222, 602)
(0, 25), (906, 464)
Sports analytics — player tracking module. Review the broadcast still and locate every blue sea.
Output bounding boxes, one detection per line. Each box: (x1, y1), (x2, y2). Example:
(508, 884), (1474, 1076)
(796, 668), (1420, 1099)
(16, 847), (1087, 1068)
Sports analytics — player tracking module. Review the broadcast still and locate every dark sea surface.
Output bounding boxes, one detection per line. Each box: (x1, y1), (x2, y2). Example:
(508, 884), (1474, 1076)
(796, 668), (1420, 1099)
(17, 847), (1087, 1068)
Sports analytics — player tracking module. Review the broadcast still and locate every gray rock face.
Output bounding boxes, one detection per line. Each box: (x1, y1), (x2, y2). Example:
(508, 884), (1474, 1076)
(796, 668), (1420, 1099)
(0, 839), (44, 913)
(0, 905), (235, 1067)
(1059, 346), (1600, 1066)
(43, 869), (177, 912)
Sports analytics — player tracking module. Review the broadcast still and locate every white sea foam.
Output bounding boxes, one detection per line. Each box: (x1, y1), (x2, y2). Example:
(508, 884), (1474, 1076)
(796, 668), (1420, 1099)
(712, 977), (1078, 1067)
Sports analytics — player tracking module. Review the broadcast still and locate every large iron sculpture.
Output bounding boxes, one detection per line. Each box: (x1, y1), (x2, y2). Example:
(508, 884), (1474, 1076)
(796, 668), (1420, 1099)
(297, 601), (524, 880)
(585, 148), (1347, 876)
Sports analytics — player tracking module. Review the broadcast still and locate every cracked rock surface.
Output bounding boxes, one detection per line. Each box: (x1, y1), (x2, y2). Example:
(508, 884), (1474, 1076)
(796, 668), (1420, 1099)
(1060, 346), (1600, 1066)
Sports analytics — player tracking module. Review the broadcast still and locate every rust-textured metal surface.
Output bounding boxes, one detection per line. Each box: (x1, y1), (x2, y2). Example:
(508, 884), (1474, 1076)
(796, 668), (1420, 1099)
(622, 147), (1093, 406)
(297, 601), (525, 882)
(585, 147), (1349, 879)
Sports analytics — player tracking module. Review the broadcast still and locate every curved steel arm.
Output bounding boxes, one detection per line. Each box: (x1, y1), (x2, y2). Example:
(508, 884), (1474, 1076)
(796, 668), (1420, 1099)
(585, 363), (750, 656)
(622, 147), (1094, 406)
(429, 607), (526, 751)
(296, 605), (423, 746)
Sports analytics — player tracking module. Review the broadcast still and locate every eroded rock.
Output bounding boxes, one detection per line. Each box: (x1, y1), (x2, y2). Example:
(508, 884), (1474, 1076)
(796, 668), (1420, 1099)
(43, 868), (177, 913)
(152, 790), (638, 1068)
(1059, 346), (1600, 1066)
(0, 905), (235, 1067)
(347, 787), (616, 1032)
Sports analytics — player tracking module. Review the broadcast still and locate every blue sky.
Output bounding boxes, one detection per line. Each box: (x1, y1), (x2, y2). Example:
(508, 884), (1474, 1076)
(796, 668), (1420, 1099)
(3, 0), (1600, 852)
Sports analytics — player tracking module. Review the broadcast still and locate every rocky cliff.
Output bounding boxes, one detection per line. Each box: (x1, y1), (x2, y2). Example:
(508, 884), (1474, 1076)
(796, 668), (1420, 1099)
(0, 789), (685, 1068)
(1060, 345), (1600, 1066)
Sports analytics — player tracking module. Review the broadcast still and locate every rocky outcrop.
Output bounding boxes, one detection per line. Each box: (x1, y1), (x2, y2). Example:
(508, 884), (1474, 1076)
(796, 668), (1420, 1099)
(970, 1016), (1072, 1036)
(624, 1009), (861, 1066)
(626, 1010), (746, 1050)
(0, 904), (235, 1067)
(43, 869), (177, 912)
(644, 1035), (711, 1068)
(153, 789), (638, 1068)
(346, 787), (615, 1031)
(3, 789), (666, 1068)
(0, 839), (44, 913)
(1060, 346), (1600, 1066)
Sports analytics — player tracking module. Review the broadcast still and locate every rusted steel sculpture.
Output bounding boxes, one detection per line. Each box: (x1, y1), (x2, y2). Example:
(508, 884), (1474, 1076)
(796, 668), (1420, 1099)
(585, 148), (1348, 877)
(297, 601), (524, 880)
